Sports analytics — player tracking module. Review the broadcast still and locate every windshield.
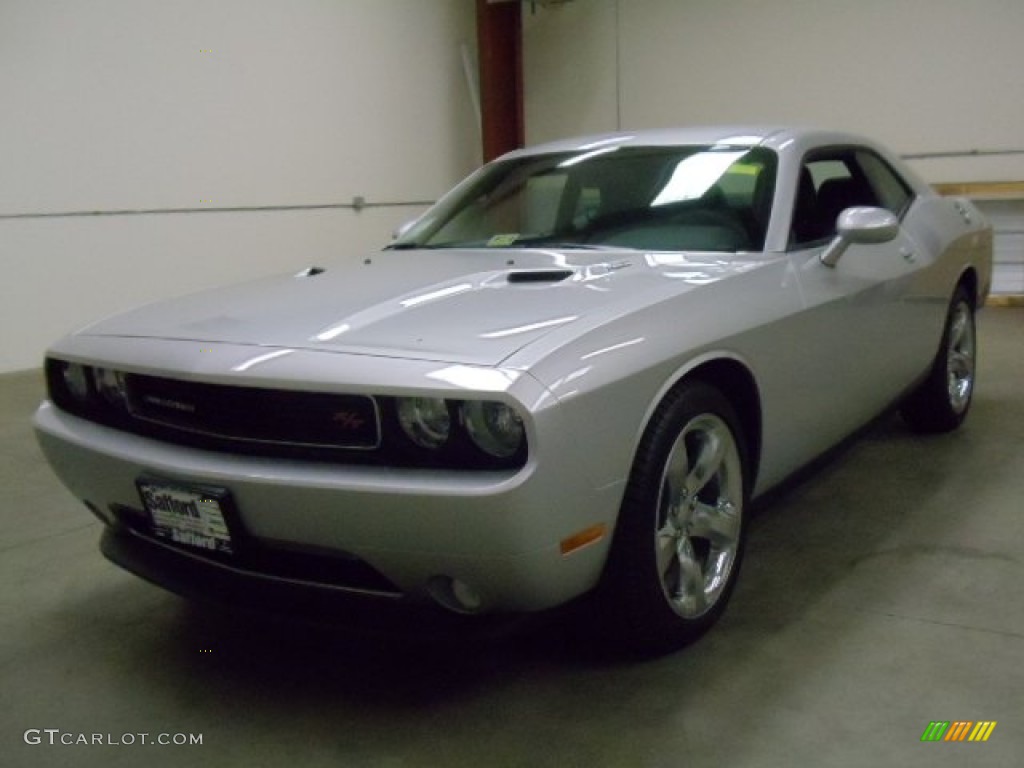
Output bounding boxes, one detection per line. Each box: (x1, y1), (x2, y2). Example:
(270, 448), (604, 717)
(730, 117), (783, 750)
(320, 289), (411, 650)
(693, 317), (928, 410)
(392, 145), (777, 252)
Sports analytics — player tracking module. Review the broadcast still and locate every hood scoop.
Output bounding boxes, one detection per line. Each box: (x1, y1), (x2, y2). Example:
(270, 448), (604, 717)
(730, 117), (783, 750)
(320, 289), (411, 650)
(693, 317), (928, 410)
(506, 268), (574, 284)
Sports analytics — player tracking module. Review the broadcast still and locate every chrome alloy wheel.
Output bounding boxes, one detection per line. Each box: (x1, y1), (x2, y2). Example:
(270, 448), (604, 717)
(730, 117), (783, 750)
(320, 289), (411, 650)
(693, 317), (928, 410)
(654, 413), (743, 619)
(945, 299), (976, 414)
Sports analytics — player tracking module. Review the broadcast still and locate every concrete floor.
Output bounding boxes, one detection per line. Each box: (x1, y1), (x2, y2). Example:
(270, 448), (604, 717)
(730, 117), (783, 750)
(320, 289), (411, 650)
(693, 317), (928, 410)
(2, 308), (1022, 768)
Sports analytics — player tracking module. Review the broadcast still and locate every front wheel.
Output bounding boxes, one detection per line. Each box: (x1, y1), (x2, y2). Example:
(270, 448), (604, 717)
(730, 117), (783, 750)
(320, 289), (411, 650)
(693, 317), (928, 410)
(901, 286), (977, 433)
(601, 381), (748, 656)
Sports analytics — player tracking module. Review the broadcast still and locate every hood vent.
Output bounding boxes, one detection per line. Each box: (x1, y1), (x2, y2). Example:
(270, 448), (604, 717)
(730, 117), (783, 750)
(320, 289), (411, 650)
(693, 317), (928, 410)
(295, 266), (325, 278)
(506, 269), (574, 284)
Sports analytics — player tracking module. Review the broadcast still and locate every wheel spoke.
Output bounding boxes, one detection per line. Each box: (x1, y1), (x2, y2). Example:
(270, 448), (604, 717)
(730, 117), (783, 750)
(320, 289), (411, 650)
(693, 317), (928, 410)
(689, 499), (740, 546)
(675, 538), (706, 614)
(661, 437), (691, 509)
(683, 423), (726, 497)
(949, 349), (972, 377)
(655, 521), (678, 577)
(948, 309), (967, 348)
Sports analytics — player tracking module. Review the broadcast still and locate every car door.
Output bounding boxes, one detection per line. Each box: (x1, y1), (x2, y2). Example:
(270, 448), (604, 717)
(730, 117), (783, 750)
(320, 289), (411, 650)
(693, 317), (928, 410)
(785, 147), (930, 451)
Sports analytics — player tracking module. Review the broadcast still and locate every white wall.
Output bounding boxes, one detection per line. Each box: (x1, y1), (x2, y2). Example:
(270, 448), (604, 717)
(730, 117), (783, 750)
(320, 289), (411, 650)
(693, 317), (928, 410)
(522, 0), (619, 144)
(524, 0), (1024, 183)
(0, 0), (480, 372)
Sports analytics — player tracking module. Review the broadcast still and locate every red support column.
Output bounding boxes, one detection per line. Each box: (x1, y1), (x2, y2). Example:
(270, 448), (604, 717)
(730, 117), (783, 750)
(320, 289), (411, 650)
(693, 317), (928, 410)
(476, 0), (524, 162)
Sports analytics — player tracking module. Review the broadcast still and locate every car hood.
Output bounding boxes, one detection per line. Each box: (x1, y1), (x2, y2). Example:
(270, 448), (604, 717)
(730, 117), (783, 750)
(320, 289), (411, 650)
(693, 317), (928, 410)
(77, 248), (765, 366)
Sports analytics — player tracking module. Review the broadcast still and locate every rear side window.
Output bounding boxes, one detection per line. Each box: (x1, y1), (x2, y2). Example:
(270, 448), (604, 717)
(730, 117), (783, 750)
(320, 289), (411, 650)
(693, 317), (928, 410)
(856, 151), (912, 217)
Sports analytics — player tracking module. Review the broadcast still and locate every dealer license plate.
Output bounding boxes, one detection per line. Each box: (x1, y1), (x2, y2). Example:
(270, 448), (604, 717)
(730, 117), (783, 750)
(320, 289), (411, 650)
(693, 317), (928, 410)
(137, 479), (235, 555)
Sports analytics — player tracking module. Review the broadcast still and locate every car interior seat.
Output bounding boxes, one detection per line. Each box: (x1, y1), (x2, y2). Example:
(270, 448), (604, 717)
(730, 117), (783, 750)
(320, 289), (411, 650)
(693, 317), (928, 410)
(815, 177), (873, 236)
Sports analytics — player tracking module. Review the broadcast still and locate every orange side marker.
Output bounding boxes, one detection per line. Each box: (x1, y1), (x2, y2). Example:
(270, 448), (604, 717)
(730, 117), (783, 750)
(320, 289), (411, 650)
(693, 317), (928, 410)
(560, 523), (607, 556)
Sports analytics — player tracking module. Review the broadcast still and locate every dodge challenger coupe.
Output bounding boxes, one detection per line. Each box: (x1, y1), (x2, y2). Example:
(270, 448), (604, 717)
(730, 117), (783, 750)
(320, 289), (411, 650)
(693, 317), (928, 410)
(34, 127), (992, 654)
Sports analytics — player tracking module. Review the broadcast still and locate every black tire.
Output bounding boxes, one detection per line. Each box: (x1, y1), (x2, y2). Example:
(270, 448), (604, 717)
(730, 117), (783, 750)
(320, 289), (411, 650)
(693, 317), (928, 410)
(600, 380), (749, 656)
(901, 286), (977, 433)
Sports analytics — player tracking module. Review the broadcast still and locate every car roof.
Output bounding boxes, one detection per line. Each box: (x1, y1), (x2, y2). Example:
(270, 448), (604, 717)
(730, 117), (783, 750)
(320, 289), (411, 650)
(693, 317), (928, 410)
(504, 126), (880, 159)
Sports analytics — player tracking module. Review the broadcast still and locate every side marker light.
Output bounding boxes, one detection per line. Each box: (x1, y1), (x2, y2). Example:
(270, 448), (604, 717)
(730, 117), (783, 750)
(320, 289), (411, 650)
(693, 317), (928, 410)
(560, 523), (607, 556)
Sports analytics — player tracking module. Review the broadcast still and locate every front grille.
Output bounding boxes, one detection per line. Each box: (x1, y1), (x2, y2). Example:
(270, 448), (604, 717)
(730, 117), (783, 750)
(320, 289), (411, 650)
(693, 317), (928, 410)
(125, 374), (380, 451)
(45, 358), (528, 469)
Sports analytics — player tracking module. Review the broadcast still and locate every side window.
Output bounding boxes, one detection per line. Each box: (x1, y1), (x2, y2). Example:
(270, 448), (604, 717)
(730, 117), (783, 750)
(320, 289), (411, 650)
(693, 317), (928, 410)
(808, 159), (851, 189)
(855, 151), (913, 216)
(790, 151), (882, 247)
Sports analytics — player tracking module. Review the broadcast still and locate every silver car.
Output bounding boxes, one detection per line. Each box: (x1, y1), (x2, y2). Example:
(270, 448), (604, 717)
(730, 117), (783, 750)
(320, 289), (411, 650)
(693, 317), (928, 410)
(34, 126), (992, 655)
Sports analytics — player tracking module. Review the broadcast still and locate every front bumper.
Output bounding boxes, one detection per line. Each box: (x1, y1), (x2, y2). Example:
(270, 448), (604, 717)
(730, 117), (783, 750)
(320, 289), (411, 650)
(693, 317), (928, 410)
(35, 402), (624, 613)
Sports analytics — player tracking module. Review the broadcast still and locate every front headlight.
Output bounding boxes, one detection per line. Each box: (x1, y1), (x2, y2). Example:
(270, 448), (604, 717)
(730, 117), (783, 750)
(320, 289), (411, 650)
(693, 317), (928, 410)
(397, 397), (452, 449)
(461, 401), (525, 458)
(60, 362), (91, 403)
(47, 358), (130, 420)
(93, 367), (127, 407)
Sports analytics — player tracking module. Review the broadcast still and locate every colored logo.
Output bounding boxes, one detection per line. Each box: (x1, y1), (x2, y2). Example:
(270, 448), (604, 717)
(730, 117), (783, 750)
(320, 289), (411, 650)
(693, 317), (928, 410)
(921, 721), (997, 742)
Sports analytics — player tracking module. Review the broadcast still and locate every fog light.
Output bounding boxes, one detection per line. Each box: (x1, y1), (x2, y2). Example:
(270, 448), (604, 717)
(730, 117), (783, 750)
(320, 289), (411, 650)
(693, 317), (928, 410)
(427, 575), (483, 614)
(451, 579), (482, 612)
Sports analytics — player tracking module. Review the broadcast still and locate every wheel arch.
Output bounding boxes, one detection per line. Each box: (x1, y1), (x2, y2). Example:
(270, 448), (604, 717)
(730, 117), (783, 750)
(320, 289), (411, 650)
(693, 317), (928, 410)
(636, 353), (763, 491)
(957, 266), (979, 309)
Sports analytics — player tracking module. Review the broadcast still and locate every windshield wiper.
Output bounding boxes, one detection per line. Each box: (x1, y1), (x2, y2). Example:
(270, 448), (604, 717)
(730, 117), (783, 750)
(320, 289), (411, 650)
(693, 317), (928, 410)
(524, 242), (615, 250)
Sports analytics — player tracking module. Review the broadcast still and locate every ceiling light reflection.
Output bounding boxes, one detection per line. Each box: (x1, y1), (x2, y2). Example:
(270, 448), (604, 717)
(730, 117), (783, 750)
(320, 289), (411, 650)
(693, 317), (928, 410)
(578, 135), (634, 151)
(232, 349), (295, 372)
(559, 146), (619, 168)
(580, 337), (645, 360)
(426, 366), (521, 391)
(480, 315), (578, 339)
(400, 283), (474, 308)
(315, 323), (351, 341)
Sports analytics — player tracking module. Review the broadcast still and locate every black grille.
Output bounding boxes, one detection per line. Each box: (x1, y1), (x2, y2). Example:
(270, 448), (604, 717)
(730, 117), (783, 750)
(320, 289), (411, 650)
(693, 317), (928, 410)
(126, 374), (380, 450)
(45, 358), (528, 469)
(110, 503), (401, 596)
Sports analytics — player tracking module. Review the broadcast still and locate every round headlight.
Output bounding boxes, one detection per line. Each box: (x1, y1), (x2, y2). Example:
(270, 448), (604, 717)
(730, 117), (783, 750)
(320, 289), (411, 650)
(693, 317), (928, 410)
(93, 367), (127, 407)
(461, 401), (524, 459)
(61, 363), (91, 402)
(397, 397), (452, 449)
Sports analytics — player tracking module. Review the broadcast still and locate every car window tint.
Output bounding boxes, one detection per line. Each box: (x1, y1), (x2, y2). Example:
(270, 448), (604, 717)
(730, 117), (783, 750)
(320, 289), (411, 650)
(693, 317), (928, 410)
(572, 186), (601, 229)
(790, 152), (883, 247)
(855, 150), (913, 216)
(406, 146), (776, 252)
(808, 160), (850, 189)
(523, 174), (569, 235)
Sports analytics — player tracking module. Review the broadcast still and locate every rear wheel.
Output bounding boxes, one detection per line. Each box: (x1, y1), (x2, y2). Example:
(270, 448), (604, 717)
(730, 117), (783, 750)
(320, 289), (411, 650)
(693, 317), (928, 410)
(602, 381), (748, 656)
(901, 286), (976, 433)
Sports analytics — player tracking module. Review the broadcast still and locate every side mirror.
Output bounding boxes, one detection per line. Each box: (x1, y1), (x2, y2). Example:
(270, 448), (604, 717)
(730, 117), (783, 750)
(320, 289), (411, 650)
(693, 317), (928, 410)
(819, 207), (899, 267)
